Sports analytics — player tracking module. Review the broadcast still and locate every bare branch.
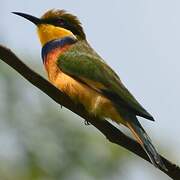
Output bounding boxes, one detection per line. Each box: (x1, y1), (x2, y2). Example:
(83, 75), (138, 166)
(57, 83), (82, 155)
(0, 45), (179, 179)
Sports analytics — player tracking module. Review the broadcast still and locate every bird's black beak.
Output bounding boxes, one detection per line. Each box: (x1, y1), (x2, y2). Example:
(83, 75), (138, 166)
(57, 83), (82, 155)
(12, 12), (42, 25)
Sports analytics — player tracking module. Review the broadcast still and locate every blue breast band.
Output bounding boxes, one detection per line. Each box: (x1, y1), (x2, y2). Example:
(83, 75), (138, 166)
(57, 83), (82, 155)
(41, 36), (77, 63)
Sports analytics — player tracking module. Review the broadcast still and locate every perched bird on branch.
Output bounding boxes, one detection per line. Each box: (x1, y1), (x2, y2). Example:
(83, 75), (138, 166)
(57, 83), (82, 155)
(13, 9), (166, 170)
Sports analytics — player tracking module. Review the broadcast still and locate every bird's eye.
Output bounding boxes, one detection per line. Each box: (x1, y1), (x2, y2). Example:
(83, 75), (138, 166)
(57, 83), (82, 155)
(57, 19), (65, 26)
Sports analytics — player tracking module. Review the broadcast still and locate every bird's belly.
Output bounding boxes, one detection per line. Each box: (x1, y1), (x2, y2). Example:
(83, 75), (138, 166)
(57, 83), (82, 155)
(53, 71), (116, 116)
(47, 69), (124, 123)
(44, 52), (124, 124)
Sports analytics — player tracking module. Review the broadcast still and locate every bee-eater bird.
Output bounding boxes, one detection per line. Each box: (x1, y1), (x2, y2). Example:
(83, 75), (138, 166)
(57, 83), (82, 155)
(13, 9), (166, 170)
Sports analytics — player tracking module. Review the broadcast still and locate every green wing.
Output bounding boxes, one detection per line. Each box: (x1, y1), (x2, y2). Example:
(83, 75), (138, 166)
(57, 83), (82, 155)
(57, 41), (154, 120)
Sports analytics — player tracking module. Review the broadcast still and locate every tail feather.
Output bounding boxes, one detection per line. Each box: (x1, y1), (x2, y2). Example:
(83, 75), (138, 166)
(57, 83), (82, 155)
(126, 120), (167, 171)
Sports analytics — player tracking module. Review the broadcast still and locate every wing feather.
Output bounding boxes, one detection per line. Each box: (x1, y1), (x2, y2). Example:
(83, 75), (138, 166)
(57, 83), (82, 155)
(57, 40), (154, 121)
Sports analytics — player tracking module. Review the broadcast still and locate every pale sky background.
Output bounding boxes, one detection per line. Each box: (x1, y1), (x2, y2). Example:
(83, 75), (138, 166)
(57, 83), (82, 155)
(1, 0), (180, 180)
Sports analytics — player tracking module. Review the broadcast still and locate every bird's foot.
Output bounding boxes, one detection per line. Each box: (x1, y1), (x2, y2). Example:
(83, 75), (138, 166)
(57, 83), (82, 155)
(84, 120), (91, 125)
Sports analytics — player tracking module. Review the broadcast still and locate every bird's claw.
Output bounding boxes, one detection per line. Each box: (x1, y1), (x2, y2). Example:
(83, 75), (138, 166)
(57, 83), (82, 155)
(84, 120), (91, 125)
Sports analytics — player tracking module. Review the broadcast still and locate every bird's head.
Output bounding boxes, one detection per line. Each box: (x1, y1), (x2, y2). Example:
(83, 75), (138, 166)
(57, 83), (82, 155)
(13, 9), (86, 46)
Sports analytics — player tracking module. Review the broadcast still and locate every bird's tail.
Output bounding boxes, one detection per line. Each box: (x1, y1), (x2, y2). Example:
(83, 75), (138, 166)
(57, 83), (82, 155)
(126, 119), (167, 171)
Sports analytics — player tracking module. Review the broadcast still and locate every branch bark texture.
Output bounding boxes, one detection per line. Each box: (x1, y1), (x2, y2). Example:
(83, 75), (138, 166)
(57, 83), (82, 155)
(0, 45), (179, 179)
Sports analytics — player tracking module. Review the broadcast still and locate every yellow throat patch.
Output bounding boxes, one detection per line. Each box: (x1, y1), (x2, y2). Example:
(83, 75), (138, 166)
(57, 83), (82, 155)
(37, 24), (75, 46)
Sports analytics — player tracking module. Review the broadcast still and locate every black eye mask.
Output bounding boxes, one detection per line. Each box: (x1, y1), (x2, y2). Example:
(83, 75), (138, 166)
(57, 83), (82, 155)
(42, 18), (85, 39)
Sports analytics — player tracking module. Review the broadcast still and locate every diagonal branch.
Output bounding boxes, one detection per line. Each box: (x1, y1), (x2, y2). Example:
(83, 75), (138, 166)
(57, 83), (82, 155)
(0, 45), (179, 179)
